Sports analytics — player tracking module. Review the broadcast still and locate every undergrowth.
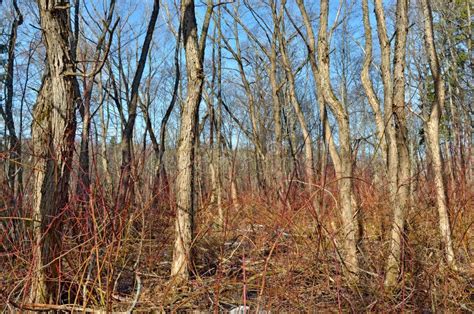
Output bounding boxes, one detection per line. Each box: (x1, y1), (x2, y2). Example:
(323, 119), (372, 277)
(1, 168), (473, 312)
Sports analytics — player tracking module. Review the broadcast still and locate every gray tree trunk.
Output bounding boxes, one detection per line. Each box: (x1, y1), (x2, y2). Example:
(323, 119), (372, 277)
(421, 0), (456, 268)
(384, 0), (411, 289)
(171, 0), (208, 282)
(296, 0), (359, 280)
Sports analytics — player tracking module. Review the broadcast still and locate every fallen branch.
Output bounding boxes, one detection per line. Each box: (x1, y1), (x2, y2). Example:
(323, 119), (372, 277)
(8, 300), (107, 313)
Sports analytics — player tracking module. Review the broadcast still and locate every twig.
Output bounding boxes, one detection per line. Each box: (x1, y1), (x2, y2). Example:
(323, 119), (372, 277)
(8, 300), (108, 313)
(125, 274), (142, 313)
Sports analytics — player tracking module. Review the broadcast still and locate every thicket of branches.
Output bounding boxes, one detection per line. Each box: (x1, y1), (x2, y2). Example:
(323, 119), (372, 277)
(0, 0), (472, 311)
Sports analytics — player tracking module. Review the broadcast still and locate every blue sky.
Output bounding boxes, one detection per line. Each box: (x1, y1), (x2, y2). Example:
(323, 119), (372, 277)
(0, 0), (403, 148)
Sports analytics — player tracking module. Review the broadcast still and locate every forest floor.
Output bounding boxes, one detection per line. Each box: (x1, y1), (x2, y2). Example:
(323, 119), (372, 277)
(1, 179), (473, 312)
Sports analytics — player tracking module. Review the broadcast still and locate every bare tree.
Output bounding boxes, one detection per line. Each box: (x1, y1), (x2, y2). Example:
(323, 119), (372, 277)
(361, 0), (412, 288)
(0, 0), (23, 198)
(218, 4), (268, 192)
(204, 22), (224, 226)
(140, 20), (181, 208)
(229, 1), (288, 196)
(420, 0), (456, 268)
(0, 0), (470, 309)
(275, 0), (316, 209)
(171, 0), (212, 282)
(371, 0), (412, 289)
(75, 0), (117, 204)
(29, 0), (81, 303)
(316, 0), (359, 279)
(116, 0), (159, 208)
(295, 0), (359, 279)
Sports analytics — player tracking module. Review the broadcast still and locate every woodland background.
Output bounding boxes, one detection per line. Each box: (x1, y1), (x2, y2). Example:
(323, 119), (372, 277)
(0, 0), (473, 311)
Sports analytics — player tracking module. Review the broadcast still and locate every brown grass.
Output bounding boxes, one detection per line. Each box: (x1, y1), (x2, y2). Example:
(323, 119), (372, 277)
(1, 160), (473, 312)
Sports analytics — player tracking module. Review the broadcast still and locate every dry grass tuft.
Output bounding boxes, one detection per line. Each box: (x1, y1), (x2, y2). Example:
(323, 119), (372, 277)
(1, 167), (473, 312)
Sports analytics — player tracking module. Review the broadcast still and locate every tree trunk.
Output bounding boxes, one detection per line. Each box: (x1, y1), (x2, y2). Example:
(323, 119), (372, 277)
(421, 0), (456, 267)
(316, 0), (359, 278)
(361, 0), (387, 164)
(77, 83), (92, 202)
(215, 17), (224, 225)
(268, 37), (285, 196)
(279, 23), (316, 205)
(295, 0), (359, 278)
(384, 0), (411, 289)
(171, 0), (207, 282)
(76, 0), (115, 203)
(1, 0), (23, 198)
(116, 0), (159, 209)
(29, 0), (80, 303)
(99, 89), (113, 191)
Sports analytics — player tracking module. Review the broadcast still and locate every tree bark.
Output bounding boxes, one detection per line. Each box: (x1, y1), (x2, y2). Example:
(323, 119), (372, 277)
(316, 0), (359, 278)
(215, 13), (224, 225)
(171, 0), (208, 282)
(361, 0), (387, 164)
(421, 0), (456, 268)
(373, 0), (399, 196)
(30, 0), (81, 303)
(384, 0), (411, 289)
(206, 24), (224, 226)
